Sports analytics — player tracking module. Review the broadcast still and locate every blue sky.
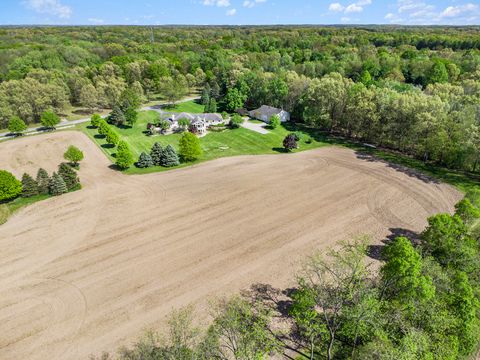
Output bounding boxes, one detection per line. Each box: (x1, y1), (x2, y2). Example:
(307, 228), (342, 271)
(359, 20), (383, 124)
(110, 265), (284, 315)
(0, 0), (479, 25)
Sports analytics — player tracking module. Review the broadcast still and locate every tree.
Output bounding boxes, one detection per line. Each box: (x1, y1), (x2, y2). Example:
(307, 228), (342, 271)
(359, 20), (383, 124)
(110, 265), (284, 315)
(179, 132), (202, 162)
(205, 98), (217, 113)
(58, 163), (79, 191)
(36, 168), (50, 195)
(125, 107), (138, 127)
(427, 60), (449, 85)
(97, 119), (110, 135)
(109, 105), (126, 126)
(178, 118), (190, 131)
(136, 152), (154, 168)
(283, 134), (297, 151)
(150, 142), (164, 166)
(201, 86), (210, 106)
(49, 172), (68, 196)
(90, 113), (102, 128)
(40, 110), (60, 129)
(454, 198), (480, 225)
(229, 114), (244, 129)
(115, 141), (134, 169)
(63, 145), (84, 166)
(105, 129), (120, 146)
(160, 144), (180, 167)
(79, 83), (98, 111)
(269, 114), (280, 129)
(0, 170), (22, 202)
(8, 116), (27, 136)
(224, 88), (246, 113)
(21, 173), (38, 197)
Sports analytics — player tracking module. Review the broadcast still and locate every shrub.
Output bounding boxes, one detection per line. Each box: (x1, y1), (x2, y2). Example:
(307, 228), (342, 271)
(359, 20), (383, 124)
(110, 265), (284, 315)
(21, 173), (38, 197)
(305, 136), (313, 144)
(229, 114), (244, 129)
(105, 129), (120, 145)
(116, 141), (134, 169)
(58, 163), (80, 191)
(160, 144), (180, 167)
(150, 142), (164, 166)
(40, 110), (60, 129)
(49, 172), (68, 196)
(8, 116), (27, 135)
(283, 134), (298, 151)
(455, 198), (480, 224)
(136, 152), (154, 168)
(98, 119), (109, 135)
(64, 145), (84, 166)
(179, 132), (202, 162)
(36, 168), (50, 195)
(90, 113), (102, 128)
(269, 115), (281, 129)
(0, 170), (22, 202)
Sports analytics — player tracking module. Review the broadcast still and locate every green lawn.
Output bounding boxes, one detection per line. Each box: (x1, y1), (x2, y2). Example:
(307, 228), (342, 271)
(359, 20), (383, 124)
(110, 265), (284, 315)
(79, 110), (327, 174)
(0, 194), (50, 225)
(162, 100), (204, 113)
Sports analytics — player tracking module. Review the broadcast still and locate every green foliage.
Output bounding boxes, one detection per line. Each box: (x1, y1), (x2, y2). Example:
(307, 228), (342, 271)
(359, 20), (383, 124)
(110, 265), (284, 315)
(48, 172), (67, 196)
(124, 107), (138, 127)
(179, 132), (202, 162)
(97, 119), (109, 135)
(63, 145), (84, 165)
(454, 198), (480, 225)
(40, 110), (60, 129)
(229, 114), (244, 128)
(0, 170), (22, 202)
(150, 142), (164, 166)
(58, 163), (79, 191)
(8, 116), (27, 135)
(36, 168), (50, 195)
(223, 88), (246, 112)
(115, 141), (134, 169)
(136, 152), (154, 168)
(205, 98), (217, 113)
(90, 113), (102, 128)
(269, 115), (281, 129)
(160, 144), (180, 167)
(109, 105), (126, 126)
(105, 128), (120, 145)
(283, 133), (297, 151)
(21, 173), (38, 197)
(177, 118), (190, 130)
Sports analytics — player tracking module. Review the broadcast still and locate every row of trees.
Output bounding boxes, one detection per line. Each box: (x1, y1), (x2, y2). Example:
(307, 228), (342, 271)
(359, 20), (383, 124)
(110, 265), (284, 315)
(92, 197), (480, 360)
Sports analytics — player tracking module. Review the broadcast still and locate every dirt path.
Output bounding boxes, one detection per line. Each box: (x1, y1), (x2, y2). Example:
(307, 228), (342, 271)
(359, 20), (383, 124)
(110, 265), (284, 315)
(0, 131), (462, 360)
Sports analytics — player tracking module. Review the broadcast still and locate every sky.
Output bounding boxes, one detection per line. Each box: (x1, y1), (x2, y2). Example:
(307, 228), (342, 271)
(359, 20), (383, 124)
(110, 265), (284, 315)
(0, 0), (479, 26)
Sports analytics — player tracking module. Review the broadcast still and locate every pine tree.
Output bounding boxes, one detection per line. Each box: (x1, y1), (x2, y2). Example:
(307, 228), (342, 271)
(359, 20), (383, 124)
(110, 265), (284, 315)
(109, 105), (126, 126)
(136, 152), (154, 168)
(36, 168), (50, 195)
(150, 142), (164, 166)
(58, 163), (80, 191)
(160, 144), (180, 167)
(49, 172), (68, 196)
(21, 173), (38, 197)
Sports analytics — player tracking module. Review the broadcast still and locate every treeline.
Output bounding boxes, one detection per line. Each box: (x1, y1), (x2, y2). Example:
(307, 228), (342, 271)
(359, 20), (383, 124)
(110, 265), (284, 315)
(91, 196), (480, 360)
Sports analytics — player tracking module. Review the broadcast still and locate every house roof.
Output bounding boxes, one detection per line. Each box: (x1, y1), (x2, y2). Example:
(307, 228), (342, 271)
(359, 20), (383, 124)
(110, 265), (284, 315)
(249, 105), (286, 118)
(200, 113), (223, 122)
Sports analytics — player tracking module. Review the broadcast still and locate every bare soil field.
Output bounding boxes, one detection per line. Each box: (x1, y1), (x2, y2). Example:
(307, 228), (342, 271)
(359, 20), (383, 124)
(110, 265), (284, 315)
(0, 131), (462, 360)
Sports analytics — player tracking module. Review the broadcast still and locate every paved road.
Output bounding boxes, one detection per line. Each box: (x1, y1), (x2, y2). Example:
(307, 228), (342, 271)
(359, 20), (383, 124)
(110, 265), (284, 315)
(241, 119), (270, 134)
(0, 97), (200, 141)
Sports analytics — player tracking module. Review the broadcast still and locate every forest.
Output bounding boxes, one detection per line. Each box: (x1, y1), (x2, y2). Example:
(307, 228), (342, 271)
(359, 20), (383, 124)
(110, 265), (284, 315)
(1, 26), (480, 172)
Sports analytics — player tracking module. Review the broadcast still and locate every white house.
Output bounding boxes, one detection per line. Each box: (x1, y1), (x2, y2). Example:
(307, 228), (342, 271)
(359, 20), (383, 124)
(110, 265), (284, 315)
(248, 105), (290, 123)
(153, 112), (225, 136)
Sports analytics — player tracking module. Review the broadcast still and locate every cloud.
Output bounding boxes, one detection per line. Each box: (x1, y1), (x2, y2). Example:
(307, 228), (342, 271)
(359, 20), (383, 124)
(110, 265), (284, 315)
(203, 0), (230, 7)
(328, 0), (372, 14)
(329, 3), (344, 12)
(226, 8), (237, 15)
(345, 4), (363, 13)
(243, 0), (266, 8)
(88, 18), (104, 24)
(439, 3), (478, 18)
(23, 0), (72, 18)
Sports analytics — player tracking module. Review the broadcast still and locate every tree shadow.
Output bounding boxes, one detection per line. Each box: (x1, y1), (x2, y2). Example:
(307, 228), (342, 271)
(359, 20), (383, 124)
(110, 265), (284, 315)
(367, 227), (421, 261)
(272, 147), (289, 153)
(94, 134), (106, 139)
(87, 125), (97, 130)
(101, 144), (115, 149)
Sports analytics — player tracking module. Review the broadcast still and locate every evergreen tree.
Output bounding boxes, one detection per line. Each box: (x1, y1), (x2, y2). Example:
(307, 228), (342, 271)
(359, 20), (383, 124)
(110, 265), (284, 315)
(36, 168), (50, 195)
(125, 107), (138, 127)
(21, 173), (38, 197)
(160, 144), (180, 167)
(49, 172), (68, 196)
(109, 105), (126, 126)
(136, 152), (154, 168)
(58, 163), (80, 191)
(201, 87), (210, 106)
(115, 141), (134, 170)
(105, 129), (120, 145)
(206, 98), (217, 113)
(150, 142), (164, 166)
(283, 134), (298, 151)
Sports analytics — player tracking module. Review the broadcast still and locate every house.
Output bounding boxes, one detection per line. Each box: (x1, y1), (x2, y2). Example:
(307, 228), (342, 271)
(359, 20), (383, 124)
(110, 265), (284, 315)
(248, 105), (290, 123)
(151, 112), (225, 136)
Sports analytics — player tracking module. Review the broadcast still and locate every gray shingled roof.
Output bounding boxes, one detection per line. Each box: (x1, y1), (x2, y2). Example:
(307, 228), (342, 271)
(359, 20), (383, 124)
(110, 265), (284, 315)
(249, 105), (284, 119)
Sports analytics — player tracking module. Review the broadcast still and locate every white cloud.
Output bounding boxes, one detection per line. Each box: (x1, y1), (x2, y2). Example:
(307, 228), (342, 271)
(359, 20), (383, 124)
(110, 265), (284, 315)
(328, 3), (345, 12)
(243, 0), (266, 8)
(88, 18), (104, 24)
(356, 0), (371, 5)
(440, 3), (478, 18)
(345, 4), (363, 13)
(341, 16), (351, 22)
(23, 0), (72, 18)
(203, 0), (230, 7)
(226, 8), (237, 15)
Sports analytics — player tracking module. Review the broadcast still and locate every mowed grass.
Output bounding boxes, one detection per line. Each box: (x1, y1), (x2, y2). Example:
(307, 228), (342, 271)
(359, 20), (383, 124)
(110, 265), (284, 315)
(0, 194), (50, 225)
(162, 100), (204, 113)
(79, 110), (328, 174)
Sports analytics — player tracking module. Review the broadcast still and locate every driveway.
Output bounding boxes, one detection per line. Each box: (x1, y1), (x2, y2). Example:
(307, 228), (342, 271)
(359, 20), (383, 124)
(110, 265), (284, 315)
(241, 119), (269, 134)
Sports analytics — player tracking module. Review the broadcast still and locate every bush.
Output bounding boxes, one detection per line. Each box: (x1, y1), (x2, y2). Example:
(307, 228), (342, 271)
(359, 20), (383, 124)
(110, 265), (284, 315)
(8, 116), (27, 135)
(229, 114), (244, 129)
(58, 163), (80, 191)
(105, 129), (120, 145)
(36, 168), (50, 195)
(160, 144), (180, 167)
(49, 172), (68, 196)
(90, 113), (102, 128)
(305, 136), (313, 144)
(269, 115), (281, 129)
(136, 152), (154, 168)
(98, 119), (109, 135)
(21, 173), (38, 197)
(150, 142), (164, 166)
(40, 110), (60, 129)
(0, 170), (22, 202)
(116, 141), (134, 169)
(283, 134), (298, 151)
(179, 132), (202, 162)
(64, 145), (84, 166)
